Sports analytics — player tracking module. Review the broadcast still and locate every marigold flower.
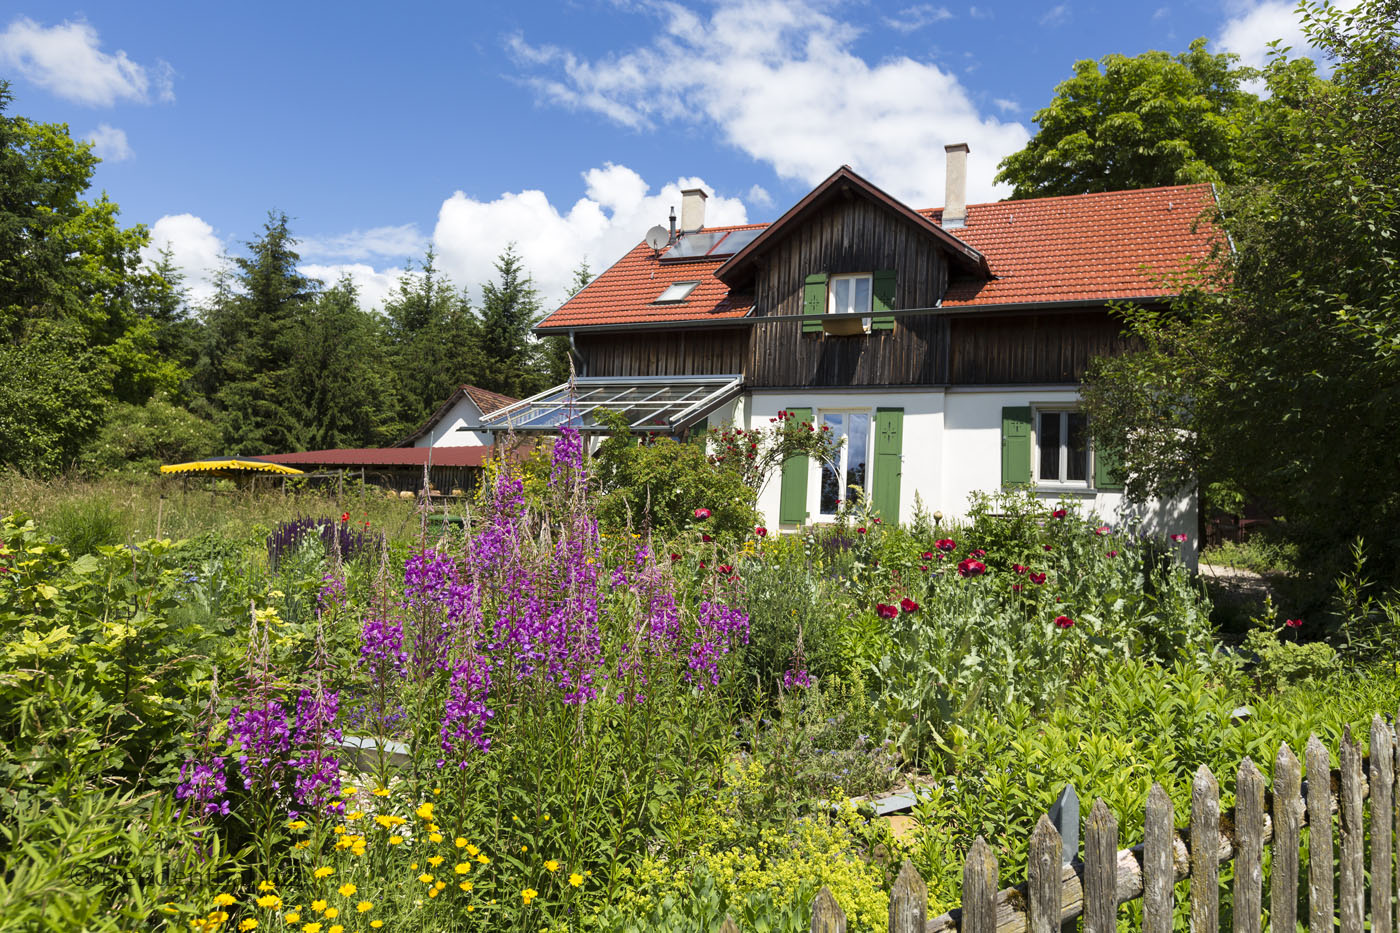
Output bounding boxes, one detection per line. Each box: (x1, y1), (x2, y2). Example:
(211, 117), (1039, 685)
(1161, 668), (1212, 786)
(466, 844), (480, 856)
(429, 832), (443, 843)
(257, 895), (282, 909)
(569, 872), (584, 887)
(302, 925), (321, 933)
(327, 925), (342, 933)
(239, 921), (258, 932)
(313, 866), (334, 879)
(322, 908), (338, 920)
(389, 835), (403, 845)
(455, 863), (471, 874)
(415, 802), (434, 821)
(214, 894), (235, 907)
(284, 913), (300, 925)
(475, 853), (489, 864)
(258, 882), (277, 892)
(346, 811), (363, 821)
(372, 787), (389, 797)
(521, 888), (539, 904)
(356, 902), (372, 913)
(459, 881), (474, 892)
(342, 786), (357, 796)
(418, 874), (434, 884)
(370, 922), (383, 929)
(311, 901), (327, 913)
(289, 821), (308, 831)
(455, 837), (468, 848)
(544, 860), (559, 872)
(426, 856), (443, 867)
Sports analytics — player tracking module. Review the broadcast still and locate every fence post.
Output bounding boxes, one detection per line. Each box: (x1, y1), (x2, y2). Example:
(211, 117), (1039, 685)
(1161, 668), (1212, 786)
(1083, 798), (1118, 933)
(1371, 716), (1394, 933)
(963, 836), (998, 933)
(1190, 765), (1220, 933)
(719, 918), (739, 933)
(889, 860), (926, 933)
(1272, 742), (1302, 933)
(1340, 726), (1364, 933)
(1234, 757), (1264, 933)
(1029, 814), (1064, 933)
(1307, 734), (1335, 932)
(1143, 783), (1174, 933)
(809, 886), (846, 933)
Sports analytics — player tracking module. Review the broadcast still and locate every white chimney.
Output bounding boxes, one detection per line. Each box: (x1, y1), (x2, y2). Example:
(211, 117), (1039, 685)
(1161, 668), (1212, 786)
(943, 143), (969, 229)
(680, 187), (707, 233)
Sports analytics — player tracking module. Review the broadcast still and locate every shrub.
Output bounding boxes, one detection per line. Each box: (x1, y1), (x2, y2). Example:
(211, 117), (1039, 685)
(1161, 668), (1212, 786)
(593, 432), (758, 538)
(48, 495), (130, 555)
(80, 394), (221, 475)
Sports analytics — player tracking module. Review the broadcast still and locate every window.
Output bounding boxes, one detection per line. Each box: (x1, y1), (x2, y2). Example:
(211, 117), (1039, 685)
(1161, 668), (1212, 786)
(818, 410), (870, 515)
(654, 281), (699, 303)
(828, 274), (872, 316)
(1036, 410), (1089, 484)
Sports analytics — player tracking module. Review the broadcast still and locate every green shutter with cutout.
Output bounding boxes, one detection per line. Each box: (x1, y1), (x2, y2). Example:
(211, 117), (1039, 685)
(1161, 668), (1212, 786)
(1094, 439), (1125, 490)
(872, 269), (896, 331)
(1001, 406), (1032, 486)
(802, 274), (827, 334)
(778, 407), (813, 523)
(873, 407), (904, 521)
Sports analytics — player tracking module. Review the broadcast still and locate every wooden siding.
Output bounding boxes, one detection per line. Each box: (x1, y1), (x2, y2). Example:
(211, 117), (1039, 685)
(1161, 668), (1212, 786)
(576, 328), (747, 377)
(743, 194), (950, 386)
(949, 311), (1133, 384)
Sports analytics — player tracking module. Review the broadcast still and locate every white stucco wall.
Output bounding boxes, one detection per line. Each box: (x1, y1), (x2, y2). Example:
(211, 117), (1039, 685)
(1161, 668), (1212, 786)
(411, 396), (494, 447)
(728, 385), (1198, 566)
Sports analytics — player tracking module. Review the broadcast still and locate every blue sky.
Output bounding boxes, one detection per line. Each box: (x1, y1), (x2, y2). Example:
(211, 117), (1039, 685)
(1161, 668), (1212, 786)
(0, 0), (1323, 308)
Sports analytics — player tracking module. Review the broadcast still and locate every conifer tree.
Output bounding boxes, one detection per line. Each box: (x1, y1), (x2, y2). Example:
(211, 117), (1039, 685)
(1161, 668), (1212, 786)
(478, 244), (542, 397)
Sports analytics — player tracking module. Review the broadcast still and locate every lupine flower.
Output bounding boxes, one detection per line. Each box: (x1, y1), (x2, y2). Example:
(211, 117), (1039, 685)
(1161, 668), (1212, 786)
(1054, 615), (1074, 628)
(957, 558), (987, 578)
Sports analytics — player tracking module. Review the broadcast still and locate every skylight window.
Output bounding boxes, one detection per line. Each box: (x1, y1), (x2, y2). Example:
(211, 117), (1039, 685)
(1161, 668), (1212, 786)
(654, 281), (699, 303)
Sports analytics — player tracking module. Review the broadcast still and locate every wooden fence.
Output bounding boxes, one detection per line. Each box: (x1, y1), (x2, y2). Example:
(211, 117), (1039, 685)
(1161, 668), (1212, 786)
(726, 716), (1397, 932)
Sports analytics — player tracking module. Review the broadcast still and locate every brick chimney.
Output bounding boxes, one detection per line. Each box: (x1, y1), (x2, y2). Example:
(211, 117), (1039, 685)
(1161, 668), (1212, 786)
(943, 143), (969, 229)
(680, 187), (707, 233)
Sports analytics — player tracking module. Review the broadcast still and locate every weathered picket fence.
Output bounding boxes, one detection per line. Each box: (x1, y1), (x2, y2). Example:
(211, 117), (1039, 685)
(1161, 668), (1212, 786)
(722, 716), (1399, 932)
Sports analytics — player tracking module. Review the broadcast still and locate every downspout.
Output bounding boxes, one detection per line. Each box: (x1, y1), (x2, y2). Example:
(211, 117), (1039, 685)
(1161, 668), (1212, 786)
(568, 328), (586, 376)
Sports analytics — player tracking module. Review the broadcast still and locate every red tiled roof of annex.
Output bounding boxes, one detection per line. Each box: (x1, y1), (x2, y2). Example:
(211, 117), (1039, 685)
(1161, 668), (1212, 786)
(536, 184), (1218, 329)
(257, 447), (492, 468)
(460, 385), (516, 415)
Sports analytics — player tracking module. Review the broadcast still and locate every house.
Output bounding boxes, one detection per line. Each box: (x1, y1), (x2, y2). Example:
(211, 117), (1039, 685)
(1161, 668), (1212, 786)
(257, 385), (518, 495)
(487, 147), (1214, 551)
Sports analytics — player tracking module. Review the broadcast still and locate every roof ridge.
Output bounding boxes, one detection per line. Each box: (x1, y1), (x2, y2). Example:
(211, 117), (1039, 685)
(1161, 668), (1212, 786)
(918, 182), (1215, 215)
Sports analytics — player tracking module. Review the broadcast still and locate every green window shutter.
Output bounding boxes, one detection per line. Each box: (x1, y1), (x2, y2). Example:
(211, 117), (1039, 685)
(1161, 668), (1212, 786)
(871, 269), (896, 331)
(689, 417), (708, 447)
(1001, 406), (1032, 486)
(802, 274), (827, 334)
(1094, 440), (1125, 490)
(778, 406), (813, 523)
(872, 407), (904, 521)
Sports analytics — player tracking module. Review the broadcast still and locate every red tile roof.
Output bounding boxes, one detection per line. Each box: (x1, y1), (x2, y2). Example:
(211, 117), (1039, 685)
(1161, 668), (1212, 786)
(257, 447), (492, 468)
(536, 182), (1219, 330)
(461, 385), (516, 416)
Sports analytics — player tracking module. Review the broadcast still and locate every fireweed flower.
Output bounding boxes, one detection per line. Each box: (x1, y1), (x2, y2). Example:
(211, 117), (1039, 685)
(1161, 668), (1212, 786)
(176, 756), (229, 817)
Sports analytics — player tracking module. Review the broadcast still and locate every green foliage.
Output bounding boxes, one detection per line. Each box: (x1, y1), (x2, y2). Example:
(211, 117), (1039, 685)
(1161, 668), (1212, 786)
(1082, 0), (1400, 578)
(479, 243), (546, 397)
(0, 321), (113, 475)
(737, 543), (847, 688)
(47, 496), (130, 556)
(995, 39), (1312, 198)
(81, 394), (222, 475)
(1243, 627), (1338, 691)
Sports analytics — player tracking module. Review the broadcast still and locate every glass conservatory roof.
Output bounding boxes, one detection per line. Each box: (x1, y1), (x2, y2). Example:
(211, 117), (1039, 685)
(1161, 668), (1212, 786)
(481, 375), (743, 434)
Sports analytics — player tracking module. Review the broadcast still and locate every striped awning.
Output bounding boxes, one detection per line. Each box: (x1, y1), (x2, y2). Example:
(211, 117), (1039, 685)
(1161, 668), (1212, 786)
(160, 458), (305, 476)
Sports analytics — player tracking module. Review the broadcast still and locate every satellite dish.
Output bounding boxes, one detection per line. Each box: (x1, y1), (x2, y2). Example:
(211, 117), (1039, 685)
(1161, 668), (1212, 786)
(645, 225), (670, 252)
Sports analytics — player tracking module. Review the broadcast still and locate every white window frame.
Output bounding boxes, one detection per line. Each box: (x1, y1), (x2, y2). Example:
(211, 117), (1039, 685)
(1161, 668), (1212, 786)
(814, 407), (873, 517)
(827, 273), (873, 333)
(1033, 407), (1092, 488)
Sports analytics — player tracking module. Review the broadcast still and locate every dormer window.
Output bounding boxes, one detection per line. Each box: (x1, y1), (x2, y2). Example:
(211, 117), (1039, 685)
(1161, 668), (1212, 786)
(654, 281), (699, 304)
(829, 274), (873, 317)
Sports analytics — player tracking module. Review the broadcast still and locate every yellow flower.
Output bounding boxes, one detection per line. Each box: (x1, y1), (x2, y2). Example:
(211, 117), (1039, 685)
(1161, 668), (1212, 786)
(328, 927), (343, 933)
(355, 902), (372, 913)
(239, 921), (259, 932)
(214, 894), (236, 907)
(544, 860), (559, 872)
(289, 821), (308, 831)
(475, 853), (489, 864)
(454, 863), (471, 875)
(388, 835), (403, 845)
(343, 786), (357, 796)
(370, 923), (383, 930)
(414, 802), (434, 821)
(258, 882), (277, 892)
(284, 913), (301, 925)
(432, 787), (441, 795)
(313, 866), (334, 879)
(521, 844), (528, 852)
(372, 787), (389, 798)
(372, 815), (392, 829)
(332, 826), (345, 835)
(458, 881), (473, 892)
(311, 900), (327, 913)
(302, 924), (322, 933)
(542, 813), (550, 821)
(409, 863), (418, 870)
(569, 872), (583, 888)
(521, 888), (538, 905)
(256, 895), (282, 909)
(454, 837), (468, 848)
(338, 884), (356, 898)
(427, 856), (443, 867)
(346, 811), (363, 821)
(323, 908), (338, 920)
(465, 844), (480, 856)
(418, 874), (434, 884)
(427, 889), (439, 899)
(208, 912), (230, 925)
(428, 833), (443, 843)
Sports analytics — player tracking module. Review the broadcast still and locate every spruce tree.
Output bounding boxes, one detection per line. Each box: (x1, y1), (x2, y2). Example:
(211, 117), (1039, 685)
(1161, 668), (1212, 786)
(478, 244), (541, 397)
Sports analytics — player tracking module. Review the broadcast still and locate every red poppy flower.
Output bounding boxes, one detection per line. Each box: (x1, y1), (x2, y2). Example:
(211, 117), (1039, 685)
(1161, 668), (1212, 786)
(769, 417), (777, 423)
(1095, 525), (1111, 536)
(921, 551), (934, 560)
(899, 597), (920, 613)
(718, 564), (734, 574)
(1054, 615), (1074, 629)
(1012, 564), (1028, 574)
(340, 512), (350, 523)
(1012, 584), (1022, 592)
(876, 603), (900, 619)
(957, 558), (987, 578)
(970, 548), (986, 558)
(873, 517), (882, 525)
(699, 560), (706, 568)
(1030, 572), (1047, 585)
(1170, 533), (1188, 542)
(670, 553), (681, 561)
(702, 534), (713, 543)
(920, 565), (929, 571)
(1052, 509), (1067, 519)
(754, 526), (767, 538)
(1106, 550), (1118, 558)
(694, 507), (711, 520)
(935, 538), (957, 552)
(1043, 544), (1053, 551)
(857, 527), (867, 535)
(1285, 618), (1303, 629)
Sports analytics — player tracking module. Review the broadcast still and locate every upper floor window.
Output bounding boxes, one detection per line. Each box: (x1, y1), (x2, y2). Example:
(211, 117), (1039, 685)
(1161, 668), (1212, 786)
(1036, 409), (1089, 484)
(829, 274), (872, 316)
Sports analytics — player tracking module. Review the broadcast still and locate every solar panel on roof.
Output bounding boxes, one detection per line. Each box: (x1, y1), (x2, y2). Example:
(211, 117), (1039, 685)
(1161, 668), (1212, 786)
(707, 227), (762, 257)
(662, 231), (727, 259)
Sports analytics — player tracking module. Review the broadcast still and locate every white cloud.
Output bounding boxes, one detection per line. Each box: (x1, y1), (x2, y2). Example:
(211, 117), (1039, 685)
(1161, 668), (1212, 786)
(1038, 4), (1071, 26)
(143, 213), (225, 305)
(1216, 0), (1362, 71)
(510, 0), (1028, 207)
(968, 5), (992, 18)
(747, 184), (774, 209)
(434, 162), (749, 308)
(300, 263), (403, 312)
(993, 97), (1020, 113)
(884, 4), (954, 32)
(0, 17), (172, 106)
(299, 224), (429, 262)
(85, 123), (132, 161)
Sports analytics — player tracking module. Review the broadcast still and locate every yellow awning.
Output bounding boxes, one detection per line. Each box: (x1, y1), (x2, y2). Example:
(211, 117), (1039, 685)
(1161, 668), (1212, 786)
(160, 459), (305, 476)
